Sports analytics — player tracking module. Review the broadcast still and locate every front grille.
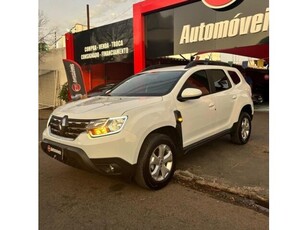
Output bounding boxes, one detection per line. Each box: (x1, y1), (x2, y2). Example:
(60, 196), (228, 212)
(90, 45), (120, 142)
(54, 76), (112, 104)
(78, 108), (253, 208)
(49, 115), (93, 139)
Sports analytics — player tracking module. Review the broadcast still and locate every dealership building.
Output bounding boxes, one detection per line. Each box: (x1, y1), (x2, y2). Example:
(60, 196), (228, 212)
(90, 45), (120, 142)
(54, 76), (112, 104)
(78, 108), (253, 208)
(63, 0), (269, 100)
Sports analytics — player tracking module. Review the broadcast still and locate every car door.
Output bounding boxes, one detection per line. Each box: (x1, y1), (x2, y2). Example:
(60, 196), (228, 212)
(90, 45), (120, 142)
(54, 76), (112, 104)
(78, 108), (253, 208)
(206, 69), (237, 132)
(175, 70), (217, 147)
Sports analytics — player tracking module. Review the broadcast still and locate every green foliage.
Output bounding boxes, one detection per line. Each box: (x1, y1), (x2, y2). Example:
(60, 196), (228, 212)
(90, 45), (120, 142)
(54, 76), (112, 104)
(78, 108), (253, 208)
(39, 42), (49, 52)
(58, 82), (69, 102)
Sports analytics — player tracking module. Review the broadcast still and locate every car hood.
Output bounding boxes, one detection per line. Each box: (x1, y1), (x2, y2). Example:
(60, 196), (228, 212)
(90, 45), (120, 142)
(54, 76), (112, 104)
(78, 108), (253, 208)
(52, 96), (163, 119)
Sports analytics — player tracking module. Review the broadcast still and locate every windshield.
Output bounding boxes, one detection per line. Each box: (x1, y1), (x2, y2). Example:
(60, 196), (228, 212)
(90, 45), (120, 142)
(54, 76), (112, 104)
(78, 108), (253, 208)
(109, 71), (185, 96)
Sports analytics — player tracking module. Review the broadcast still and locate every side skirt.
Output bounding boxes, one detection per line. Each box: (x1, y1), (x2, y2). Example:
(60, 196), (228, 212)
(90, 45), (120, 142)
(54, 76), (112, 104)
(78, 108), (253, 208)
(183, 129), (232, 154)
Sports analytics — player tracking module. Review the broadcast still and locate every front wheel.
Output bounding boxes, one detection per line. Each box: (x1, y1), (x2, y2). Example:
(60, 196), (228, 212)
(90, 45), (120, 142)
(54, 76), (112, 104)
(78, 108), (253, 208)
(135, 133), (176, 190)
(231, 112), (252, 145)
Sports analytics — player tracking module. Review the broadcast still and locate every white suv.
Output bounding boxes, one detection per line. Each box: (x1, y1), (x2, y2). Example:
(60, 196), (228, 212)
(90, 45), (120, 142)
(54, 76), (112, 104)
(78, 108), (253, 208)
(41, 61), (254, 190)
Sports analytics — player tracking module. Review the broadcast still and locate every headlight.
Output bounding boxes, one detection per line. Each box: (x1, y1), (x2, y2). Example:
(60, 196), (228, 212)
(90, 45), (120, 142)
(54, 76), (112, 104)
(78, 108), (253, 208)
(86, 116), (128, 137)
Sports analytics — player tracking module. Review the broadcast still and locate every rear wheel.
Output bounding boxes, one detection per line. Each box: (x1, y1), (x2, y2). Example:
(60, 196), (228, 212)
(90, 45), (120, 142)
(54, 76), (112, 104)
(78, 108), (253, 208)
(231, 112), (252, 145)
(135, 133), (176, 190)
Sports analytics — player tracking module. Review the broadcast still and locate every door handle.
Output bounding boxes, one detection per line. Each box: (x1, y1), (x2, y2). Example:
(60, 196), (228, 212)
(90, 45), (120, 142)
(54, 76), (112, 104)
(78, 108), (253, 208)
(209, 103), (215, 108)
(232, 95), (237, 99)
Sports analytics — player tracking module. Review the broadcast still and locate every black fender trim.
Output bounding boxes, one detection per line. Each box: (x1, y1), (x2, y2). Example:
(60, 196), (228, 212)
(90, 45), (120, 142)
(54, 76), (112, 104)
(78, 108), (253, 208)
(174, 110), (184, 154)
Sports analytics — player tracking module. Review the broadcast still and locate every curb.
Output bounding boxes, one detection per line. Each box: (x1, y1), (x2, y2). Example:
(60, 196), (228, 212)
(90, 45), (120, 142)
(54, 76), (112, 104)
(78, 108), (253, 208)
(173, 170), (269, 213)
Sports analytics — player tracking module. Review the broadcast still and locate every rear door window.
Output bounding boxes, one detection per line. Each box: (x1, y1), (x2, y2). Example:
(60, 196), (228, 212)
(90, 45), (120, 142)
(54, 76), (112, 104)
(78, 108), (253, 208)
(227, 70), (241, 85)
(206, 69), (231, 93)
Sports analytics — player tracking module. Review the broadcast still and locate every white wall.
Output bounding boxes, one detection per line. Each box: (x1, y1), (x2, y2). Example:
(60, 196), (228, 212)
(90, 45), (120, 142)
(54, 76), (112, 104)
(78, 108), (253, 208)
(39, 48), (67, 86)
(39, 48), (68, 107)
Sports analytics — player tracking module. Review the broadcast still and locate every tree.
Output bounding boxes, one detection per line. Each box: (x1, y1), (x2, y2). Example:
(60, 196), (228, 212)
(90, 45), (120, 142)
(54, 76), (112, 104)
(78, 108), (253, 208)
(58, 82), (69, 103)
(38, 10), (58, 61)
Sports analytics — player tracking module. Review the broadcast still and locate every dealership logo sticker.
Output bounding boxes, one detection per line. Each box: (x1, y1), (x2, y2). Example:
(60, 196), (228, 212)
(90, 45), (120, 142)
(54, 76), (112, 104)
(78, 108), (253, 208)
(47, 145), (62, 155)
(202, 0), (238, 9)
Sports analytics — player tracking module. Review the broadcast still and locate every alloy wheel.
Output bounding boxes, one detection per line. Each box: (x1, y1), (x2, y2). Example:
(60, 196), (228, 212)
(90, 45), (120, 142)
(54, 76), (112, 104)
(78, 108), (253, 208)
(149, 144), (173, 182)
(241, 117), (250, 141)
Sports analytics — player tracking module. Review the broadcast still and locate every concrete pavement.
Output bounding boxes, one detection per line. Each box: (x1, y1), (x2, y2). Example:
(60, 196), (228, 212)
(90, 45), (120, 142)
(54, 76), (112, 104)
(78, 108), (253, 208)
(39, 105), (269, 212)
(175, 111), (269, 212)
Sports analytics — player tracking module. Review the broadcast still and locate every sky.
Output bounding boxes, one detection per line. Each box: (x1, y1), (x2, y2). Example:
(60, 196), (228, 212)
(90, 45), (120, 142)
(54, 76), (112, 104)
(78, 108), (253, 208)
(39, 0), (142, 36)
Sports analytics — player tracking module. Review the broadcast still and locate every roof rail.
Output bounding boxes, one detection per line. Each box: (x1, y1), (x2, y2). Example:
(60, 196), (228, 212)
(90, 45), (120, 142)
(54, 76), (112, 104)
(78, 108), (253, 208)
(184, 60), (231, 69)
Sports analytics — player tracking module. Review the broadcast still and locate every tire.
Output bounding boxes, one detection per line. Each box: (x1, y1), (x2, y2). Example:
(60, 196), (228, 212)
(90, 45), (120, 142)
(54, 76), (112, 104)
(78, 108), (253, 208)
(135, 133), (176, 190)
(231, 112), (252, 145)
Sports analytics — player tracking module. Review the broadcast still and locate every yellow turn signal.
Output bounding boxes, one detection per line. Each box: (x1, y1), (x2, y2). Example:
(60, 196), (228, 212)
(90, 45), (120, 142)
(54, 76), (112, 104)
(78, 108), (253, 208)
(177, 117), (183, 123)
(88, 126), (110, 136)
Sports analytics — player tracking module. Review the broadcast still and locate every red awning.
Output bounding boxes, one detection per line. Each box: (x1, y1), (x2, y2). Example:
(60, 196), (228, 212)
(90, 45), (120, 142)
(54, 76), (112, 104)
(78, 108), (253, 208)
(196, 44), (269, 62)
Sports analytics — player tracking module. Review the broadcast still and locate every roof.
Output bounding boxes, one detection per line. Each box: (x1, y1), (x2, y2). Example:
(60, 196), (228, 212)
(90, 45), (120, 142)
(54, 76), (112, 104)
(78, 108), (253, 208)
(143, 60), (235, 72)
(143, 65), (186, 72)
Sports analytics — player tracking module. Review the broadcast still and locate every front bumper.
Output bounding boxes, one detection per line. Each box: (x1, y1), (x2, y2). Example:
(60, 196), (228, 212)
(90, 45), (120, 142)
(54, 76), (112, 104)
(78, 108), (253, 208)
(41, 139), (136, 178)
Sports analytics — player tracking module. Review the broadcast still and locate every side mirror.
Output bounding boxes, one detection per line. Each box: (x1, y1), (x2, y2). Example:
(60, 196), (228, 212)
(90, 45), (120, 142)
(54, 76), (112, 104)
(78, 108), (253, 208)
(178, 88), (202, 101)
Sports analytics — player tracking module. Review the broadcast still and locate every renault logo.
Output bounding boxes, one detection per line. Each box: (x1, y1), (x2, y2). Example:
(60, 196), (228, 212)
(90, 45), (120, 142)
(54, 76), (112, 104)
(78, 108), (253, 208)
(59, 115), (68, 135)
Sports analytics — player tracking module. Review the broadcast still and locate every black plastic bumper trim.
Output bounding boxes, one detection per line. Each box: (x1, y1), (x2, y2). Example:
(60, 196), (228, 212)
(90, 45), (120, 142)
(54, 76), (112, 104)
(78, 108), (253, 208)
(41, 139), (136, 178)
